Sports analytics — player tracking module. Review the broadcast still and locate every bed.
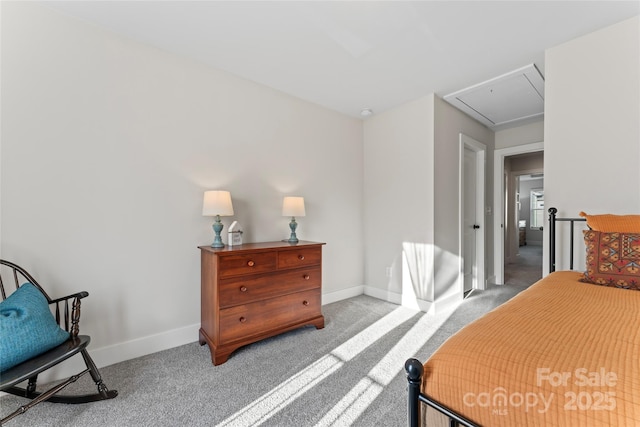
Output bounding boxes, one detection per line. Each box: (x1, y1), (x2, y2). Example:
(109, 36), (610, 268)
(405, 207), (640, 426)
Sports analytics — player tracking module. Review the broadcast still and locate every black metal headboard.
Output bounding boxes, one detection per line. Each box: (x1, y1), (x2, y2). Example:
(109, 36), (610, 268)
(548, 207), (587, 272)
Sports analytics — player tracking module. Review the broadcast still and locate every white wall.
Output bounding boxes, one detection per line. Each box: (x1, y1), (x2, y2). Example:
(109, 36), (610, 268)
(5, 3), (636, 377)
(544, 16), (640, 271)
(495, 120), (543, 150)
(1, 2), (364, 371)
(492, 121), (544, 273)
(362, 95), (435, 303)
(362, 94), (495, 309)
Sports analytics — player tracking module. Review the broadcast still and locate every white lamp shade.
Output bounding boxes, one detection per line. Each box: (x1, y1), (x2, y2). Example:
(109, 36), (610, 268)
(202, 190), (234, 216)
(282, 196), (305, 217)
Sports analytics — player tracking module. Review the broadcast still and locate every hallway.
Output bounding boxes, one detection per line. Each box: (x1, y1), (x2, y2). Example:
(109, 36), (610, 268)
(504, 244), (543, 286)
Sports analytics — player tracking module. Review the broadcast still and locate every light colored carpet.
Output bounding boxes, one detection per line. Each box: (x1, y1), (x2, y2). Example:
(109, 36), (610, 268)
(1, 283), (531, 427)
(503, 244), (543, 286)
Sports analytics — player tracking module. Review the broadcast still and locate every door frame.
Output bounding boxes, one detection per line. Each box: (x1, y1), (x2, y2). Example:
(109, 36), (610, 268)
(492, 142), (543, 284)
(459, 134), (486, 292)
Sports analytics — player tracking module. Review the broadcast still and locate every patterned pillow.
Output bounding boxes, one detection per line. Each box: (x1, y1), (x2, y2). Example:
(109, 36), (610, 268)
(0, 283), (70, 371)
(581, 230), (640, 290)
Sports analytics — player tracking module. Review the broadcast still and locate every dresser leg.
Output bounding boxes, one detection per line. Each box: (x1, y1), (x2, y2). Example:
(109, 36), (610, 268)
(200, 328), (236, 365)
(312, 316), (325, 330)
(212, 348), (234, 366)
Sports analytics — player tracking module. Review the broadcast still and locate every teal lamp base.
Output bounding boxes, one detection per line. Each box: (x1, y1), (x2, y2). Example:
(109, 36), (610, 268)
(287, 217), (299, 243)
(211, 215), (225, 248)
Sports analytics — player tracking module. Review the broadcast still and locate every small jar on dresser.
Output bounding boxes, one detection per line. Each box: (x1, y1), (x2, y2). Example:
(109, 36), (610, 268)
(198, 241), (325, 365)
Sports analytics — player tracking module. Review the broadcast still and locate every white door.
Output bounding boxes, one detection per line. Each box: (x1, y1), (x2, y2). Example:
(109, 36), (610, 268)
(463, 146), (477, 293)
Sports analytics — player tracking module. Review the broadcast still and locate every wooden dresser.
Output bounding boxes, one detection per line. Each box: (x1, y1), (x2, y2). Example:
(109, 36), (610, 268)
(198, 241), (325, 365)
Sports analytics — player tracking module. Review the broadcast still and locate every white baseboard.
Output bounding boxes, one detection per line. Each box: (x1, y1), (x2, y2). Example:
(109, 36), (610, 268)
(324, 284), (411, 307)
(35, 285), (406, 384)
(365, 285), (459, 314)
(321, 285), (364, 305)
(37, 288), (368, 383)
(433, 291), (462, 314)
(402, 297), (434, 313)
(363, 286), (402, 305)
(92, 323), (200, 369)
(31, 283), (462, 385)
(36, 323), (200, 383)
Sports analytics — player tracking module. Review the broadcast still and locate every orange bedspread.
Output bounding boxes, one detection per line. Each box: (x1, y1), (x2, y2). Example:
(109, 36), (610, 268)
(423, 271), (640, 426)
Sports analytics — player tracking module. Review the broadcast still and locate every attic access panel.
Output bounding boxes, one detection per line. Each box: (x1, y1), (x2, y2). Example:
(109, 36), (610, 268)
(444, 64), (544, 130)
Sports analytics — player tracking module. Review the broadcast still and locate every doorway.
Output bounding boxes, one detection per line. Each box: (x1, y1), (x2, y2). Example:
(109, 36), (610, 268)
(492, 142), (543, 285)
(504, 172), (544, 285)
(459, 134), (486, 294)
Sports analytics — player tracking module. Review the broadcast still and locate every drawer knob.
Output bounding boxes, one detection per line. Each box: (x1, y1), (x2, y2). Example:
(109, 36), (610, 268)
(247, 260), (255, 267)
(303, 274), (310, 280)
(240, 286), (248, 292)
(298, 255), (305, 261)
(239, 316), (246, 323)
(302, 300), (309, 306)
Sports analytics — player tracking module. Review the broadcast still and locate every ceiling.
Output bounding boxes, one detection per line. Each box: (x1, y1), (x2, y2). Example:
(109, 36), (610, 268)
(40, 1), (639, 123)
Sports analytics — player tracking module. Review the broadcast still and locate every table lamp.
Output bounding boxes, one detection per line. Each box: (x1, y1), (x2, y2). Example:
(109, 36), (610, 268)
(203, 190), (234, 248)
(282, 196), (305, 243)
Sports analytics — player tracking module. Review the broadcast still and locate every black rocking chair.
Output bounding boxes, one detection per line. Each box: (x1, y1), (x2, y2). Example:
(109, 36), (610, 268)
(0, 260), (117, 424)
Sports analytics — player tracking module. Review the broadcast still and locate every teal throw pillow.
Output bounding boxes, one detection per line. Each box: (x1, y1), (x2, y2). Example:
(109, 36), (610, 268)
(0, 283), (70, 372)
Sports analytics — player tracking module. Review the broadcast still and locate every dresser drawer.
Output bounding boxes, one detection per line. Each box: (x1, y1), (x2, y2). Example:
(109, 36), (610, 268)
(218, 252), (277, 278)
(278, 247), (322, 269)
(219, 267), (321, 308)
(219, 289), (321, 342)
